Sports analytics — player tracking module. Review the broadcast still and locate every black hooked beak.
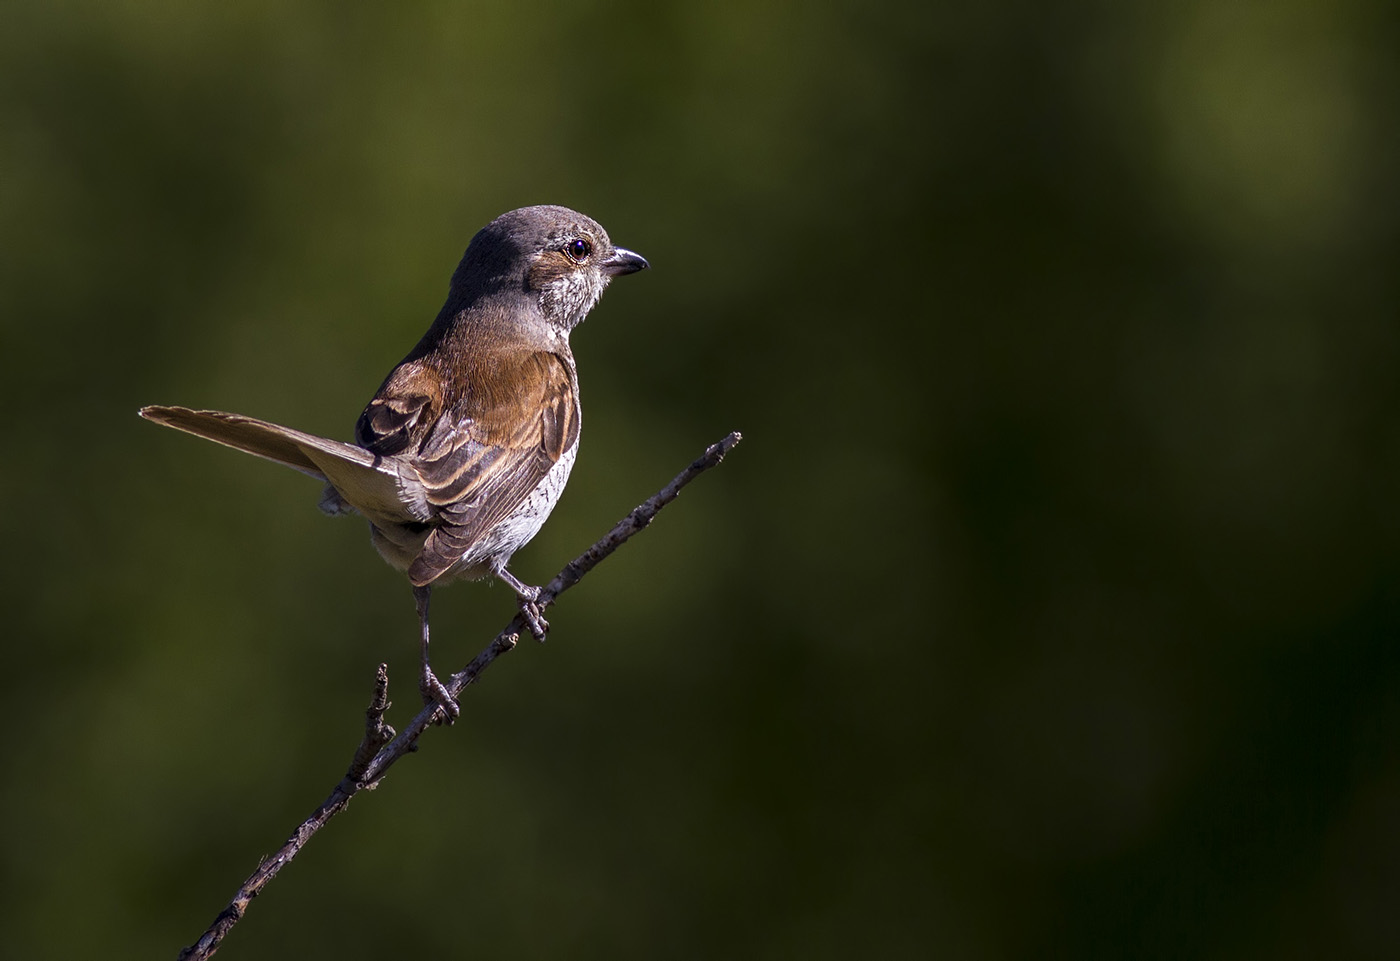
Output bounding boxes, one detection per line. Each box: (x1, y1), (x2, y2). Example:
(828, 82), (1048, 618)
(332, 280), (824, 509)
(601, 247), (649, 276)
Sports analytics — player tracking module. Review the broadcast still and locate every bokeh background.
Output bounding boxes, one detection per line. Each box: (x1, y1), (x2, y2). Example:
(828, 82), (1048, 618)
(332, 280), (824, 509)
(4, 2), (1399, 958)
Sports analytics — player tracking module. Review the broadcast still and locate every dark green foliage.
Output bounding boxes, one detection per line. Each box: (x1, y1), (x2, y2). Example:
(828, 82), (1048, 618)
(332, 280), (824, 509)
(4, 2), (1399, 958)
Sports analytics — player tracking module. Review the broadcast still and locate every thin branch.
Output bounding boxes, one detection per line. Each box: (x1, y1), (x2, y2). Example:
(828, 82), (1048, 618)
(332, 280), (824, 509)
(342, 662), (395, 787)
(177, 430), (742, 961)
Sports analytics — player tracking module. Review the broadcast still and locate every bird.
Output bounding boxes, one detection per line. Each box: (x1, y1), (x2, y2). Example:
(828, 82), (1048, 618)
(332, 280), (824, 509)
(141, 205), (648, 719)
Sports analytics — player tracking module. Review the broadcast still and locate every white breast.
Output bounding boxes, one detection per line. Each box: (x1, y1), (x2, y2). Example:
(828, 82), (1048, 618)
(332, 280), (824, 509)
(472, 441), (579, 567)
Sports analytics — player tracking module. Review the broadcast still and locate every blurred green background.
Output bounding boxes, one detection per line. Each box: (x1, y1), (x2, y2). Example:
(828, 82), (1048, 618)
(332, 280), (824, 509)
(4, 1), (1399, 958)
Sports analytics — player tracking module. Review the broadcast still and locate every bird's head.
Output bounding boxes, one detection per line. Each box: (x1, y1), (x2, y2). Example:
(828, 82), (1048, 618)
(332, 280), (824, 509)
(454, 205), (649, 334)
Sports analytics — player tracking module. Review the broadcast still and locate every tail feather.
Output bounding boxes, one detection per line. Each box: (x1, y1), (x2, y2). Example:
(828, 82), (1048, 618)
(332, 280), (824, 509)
(139, 405), (429, 525)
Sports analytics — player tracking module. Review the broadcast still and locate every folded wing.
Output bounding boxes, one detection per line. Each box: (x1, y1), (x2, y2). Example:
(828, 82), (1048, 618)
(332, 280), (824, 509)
(353, 348), (578, 587)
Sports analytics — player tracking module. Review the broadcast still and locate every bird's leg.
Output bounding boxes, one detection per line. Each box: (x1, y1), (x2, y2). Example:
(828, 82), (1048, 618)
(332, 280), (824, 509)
(493, 567), (550, 641)
(413, 584), (459, 721)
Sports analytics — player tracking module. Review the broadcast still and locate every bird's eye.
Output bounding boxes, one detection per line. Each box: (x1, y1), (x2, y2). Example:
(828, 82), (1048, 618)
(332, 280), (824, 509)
(565, 238), (592, 263)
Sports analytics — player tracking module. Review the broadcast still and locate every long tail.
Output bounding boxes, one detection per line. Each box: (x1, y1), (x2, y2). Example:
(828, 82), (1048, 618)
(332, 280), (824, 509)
(139, 406), (427, 524)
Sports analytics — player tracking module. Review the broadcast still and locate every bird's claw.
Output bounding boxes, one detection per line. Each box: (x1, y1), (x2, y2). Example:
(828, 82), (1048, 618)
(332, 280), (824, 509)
(519, 598), (549, 641)
(420, 667), (460, 723)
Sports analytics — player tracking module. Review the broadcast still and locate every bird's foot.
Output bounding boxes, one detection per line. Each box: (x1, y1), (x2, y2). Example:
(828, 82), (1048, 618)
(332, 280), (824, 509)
(420, 666), (460, 723)
(518, 596), (550, 642)
(495, 568), (549, 641)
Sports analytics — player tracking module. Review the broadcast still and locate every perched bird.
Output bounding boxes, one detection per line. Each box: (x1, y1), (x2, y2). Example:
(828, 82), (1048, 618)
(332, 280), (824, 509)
(141, 205), (648, 718)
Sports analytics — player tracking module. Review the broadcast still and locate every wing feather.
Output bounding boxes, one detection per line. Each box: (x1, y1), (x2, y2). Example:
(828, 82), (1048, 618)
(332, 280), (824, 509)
(356, 348), (578, 587)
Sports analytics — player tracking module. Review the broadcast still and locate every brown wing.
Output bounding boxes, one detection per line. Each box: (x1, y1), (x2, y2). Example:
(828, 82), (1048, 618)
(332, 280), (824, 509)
(357, 348), (578, 587)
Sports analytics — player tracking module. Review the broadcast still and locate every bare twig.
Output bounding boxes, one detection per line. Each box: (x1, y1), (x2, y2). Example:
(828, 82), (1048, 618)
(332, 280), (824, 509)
(343, 662), (395, 787)
(177, 431), (741, 960)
